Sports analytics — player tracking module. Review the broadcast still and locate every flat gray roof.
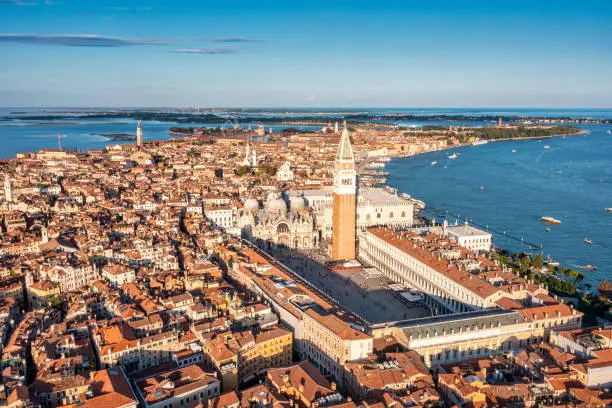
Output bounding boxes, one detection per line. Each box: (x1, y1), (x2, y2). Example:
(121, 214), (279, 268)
(370, 309), (524, 338)
(446, 225), (491, 237)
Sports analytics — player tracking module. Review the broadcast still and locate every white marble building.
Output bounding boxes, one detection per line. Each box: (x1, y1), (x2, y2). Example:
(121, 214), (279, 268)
(237, 191), (318, 249)
(276, 161), (294, 182)
(286, 187), (414, 240)
(444, 221), (493, 252)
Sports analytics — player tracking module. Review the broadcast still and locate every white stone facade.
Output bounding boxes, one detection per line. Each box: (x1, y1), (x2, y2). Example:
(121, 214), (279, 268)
(358, 229), (499, 314)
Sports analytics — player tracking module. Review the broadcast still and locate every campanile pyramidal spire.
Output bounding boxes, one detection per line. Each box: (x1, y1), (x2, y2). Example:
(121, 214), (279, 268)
(331, 121), (357, 261)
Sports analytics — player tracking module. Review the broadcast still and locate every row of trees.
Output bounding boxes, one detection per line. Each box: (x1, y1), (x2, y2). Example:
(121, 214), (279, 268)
(488, 251), (610, 324)
(235, 164), (277, 177)
(471, 126), (581, 140)
(488, 251), (585, 295)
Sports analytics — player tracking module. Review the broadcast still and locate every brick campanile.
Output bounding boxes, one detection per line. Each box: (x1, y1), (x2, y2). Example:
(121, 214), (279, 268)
(331, 122), (357, 261)
(136, 120), (143, 148)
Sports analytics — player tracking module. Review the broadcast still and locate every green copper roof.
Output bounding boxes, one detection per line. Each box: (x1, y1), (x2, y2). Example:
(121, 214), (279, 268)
(336, 124), (354, 162)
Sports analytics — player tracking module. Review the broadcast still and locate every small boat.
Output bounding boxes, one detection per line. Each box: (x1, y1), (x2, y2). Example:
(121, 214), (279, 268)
(607, 130), (611, 135)
(431, 161), (438, 166)
(479, 185), (485, 190)
(472, 140), (488, 146)
(541, 216), (561, 224)
(545, 256), (560, 267)
(512, 149), (517, 153)
(448, 153), (458, 159)
(582, 265), (597, 271)
(605, 208), (612, 212)
(545, 227), (551, 232)
(584, 238), (593, 244)
(544, 145), (550, 149)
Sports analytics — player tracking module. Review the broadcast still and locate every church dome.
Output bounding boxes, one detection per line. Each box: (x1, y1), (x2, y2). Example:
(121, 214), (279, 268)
(267, 198), (287, 215)
(266, 190), (281, 202)
(289, 195), (306, 211)
(244, 198), (260, 211)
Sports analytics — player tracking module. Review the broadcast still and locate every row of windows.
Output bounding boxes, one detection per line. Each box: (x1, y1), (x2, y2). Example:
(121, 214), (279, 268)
(366, 236), (484, 308)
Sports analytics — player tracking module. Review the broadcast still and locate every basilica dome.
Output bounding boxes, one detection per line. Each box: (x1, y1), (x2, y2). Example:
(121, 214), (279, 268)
(266, 198), (287, 215)
(244, 198), (260, 211)
(289, 195), (306, 211)
(266, 190), (281, 202)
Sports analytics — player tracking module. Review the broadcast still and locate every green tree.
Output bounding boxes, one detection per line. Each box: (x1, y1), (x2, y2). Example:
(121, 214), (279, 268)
(186, 148), (200, 159)
(532, 255), (544, 270)
(236, 166), (251, 176)
(48, 296), (63, 311)
(256, 164), (277, 176)
(567, 269), (584, 284)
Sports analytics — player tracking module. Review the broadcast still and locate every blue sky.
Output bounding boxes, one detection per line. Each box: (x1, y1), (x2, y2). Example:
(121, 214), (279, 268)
(0, 0), (611, 107)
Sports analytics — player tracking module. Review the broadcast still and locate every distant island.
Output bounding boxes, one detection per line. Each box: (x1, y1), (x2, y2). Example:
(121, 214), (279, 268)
(470, 125), (584, 140)
(169, 126), (316, 136)
(91, 133), (136, 141)
(413, 125), (585, 143)
(3, 109), (611, 125)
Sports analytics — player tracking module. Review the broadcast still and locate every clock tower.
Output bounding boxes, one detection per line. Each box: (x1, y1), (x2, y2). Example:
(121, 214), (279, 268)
(331, 122), (357, 260)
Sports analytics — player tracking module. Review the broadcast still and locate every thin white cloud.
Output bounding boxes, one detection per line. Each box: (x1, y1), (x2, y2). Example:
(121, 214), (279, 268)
(0, 34), (168, 47)
(0, 0), (36, 5)
(170, 48), (235, 54)
(212, 37), (267, 43)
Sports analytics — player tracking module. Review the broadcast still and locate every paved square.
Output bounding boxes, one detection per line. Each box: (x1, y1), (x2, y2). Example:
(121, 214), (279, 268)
(269, 247), (432, 325)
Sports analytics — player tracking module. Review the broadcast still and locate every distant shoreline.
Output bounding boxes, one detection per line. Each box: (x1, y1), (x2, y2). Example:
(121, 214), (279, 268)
(0, 121), (129, 127)
(388, 128), (589, 160)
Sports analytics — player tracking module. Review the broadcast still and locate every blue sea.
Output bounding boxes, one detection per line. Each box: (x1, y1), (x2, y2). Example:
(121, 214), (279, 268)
(386, 123), (612, 287)
(1, 107), (611, 287)
(0, 116), (321, 158)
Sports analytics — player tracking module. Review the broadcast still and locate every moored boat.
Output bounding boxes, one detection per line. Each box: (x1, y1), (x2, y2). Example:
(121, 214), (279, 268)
(448, 153), (458, 159)
(584, 238), (593, 244)
(545, 256), (560, 267)
(541, 216), (561, 224)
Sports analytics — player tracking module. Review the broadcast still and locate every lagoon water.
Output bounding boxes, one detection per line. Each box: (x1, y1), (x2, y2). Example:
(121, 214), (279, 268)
(387, 124), (612, 287)
(1, 108), (611, 287)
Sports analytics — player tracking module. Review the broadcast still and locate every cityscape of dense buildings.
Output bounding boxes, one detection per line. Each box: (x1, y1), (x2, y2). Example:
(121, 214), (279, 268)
(0, 120), (610, 408)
